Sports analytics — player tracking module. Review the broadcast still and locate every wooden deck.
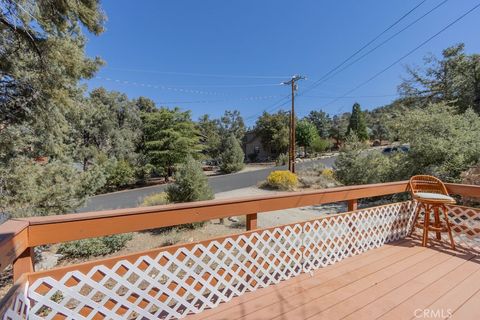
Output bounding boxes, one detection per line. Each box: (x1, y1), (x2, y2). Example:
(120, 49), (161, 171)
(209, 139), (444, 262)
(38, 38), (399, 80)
(188, 237), (480, 320)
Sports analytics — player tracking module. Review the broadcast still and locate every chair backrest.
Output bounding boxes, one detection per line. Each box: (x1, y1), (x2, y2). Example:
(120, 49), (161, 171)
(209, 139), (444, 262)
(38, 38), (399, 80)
(409, 175), (449, 196)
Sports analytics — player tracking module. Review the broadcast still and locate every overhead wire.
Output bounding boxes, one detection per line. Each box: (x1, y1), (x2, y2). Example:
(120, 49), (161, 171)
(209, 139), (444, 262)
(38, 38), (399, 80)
(104, 67), (290, 79)
(155, 95), (281, 105)
(299, 0), (450, 97)
(244, 0), (429, 120)
(299, 0), (428, 96)
(324, 1), (480, 114)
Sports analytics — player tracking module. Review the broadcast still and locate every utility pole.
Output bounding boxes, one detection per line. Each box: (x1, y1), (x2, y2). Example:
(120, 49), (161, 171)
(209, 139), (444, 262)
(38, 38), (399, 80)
(282, 75), (305, 173)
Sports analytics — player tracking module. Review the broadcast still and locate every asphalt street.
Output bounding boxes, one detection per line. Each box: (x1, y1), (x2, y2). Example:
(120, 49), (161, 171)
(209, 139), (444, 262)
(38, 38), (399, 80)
(77, 156), (337, 212)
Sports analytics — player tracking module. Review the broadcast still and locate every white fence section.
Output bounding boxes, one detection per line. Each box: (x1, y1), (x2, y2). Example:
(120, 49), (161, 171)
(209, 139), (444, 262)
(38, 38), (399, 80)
(302, 201), (415, 272)
(2, 201), (478, 320)
(447, 205), (480, 252)
(0, 281), (29, 320)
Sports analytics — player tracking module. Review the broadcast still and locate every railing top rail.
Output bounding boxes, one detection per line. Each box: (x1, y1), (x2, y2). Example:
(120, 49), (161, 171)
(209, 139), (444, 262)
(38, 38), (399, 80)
(20, 180), (410, 225)
(19, 181), (412, 247)
(445, 183), (480, 198)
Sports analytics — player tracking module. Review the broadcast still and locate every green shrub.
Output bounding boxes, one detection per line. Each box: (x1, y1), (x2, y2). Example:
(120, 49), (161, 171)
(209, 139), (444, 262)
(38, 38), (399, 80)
(276, 153), (288, 166)
(57, 234), (133, 259)
(167, 156), (214, 203)
(0, 158), (105, 218)
(135, 163), (155, 183)
(311, 137), (332, 153)
(335, 103), (480, 186)
(104, 159), (136, 189)
(334, 135), (406, 186)
(393, 104), (480, 181)
(264, 170), (298, 190)
(141, 192), (169, 206)
(219, 134), (245, 173)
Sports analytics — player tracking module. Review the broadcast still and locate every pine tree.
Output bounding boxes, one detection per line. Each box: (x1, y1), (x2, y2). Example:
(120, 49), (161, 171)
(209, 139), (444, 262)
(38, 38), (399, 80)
(166, 156), (214, 203)
(307, 110), (332, 138)
(143, 108), (201, 179)
(347, 103), (368, 141)
(219, 134), (245, 174)
(0, 0), (106, 216)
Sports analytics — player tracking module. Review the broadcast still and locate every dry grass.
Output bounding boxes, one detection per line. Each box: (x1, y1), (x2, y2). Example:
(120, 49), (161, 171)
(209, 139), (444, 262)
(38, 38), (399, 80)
(297, 165), (341, 189)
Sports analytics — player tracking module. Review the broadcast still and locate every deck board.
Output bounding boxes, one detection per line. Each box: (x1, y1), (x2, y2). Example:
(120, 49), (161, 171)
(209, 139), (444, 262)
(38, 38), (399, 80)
(186, 238), (479, 320)
(451, 288), (480, 319)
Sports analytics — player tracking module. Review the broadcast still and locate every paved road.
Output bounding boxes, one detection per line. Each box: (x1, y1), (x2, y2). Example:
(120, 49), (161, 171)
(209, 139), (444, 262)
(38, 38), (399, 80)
(77, 156), (337, 212)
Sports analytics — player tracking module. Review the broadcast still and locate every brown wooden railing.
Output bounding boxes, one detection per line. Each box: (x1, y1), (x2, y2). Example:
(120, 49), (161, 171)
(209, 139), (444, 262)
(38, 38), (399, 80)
(0, 181), (479, 319)
(0, 181), (479, 283)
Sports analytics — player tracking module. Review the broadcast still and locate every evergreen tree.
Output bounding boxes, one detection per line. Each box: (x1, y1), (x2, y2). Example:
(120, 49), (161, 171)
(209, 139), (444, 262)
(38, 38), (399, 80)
(330, 114), (350, 146)
(347, 103), (368, 141)
(135, 97), (157, 113)
(166, 156), (214, 203)
(0, 0), (106, 216)
(143, 108), (201, 179)
(219, 110), (246, 143)
(296, 120), (319, 155)
(219, 134), (245, 173)
(255, 111), (290, 157)
(400, 43), (480, 114)
(197, 114), (222, 159)
(307, 110), (332, 138)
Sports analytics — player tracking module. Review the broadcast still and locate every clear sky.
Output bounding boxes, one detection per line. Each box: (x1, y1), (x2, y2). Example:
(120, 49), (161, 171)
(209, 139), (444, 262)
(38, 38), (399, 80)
(85, 0), (480, 126)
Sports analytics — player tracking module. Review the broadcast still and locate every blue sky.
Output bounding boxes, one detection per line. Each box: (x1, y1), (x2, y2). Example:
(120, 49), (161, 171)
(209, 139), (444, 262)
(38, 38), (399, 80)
(85, 0), (480, 126)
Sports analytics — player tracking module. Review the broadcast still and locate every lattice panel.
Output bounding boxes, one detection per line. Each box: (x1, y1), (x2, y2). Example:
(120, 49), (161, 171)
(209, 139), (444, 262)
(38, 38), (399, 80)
(1, 281), (30, 320)
(27, 224), (303, 319)
(447, 205), (480, 252)
(303, 202), (416, 271)
(409, 203), (480, 254)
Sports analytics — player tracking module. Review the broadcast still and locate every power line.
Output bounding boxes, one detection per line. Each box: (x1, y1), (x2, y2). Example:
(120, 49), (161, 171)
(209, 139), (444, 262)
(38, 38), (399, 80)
(304, 93), (399, 99)
(325, 2), (480, 114)
(243, 93), (399, 122)
(94, 76), (283, 96)
(248, 0), (429, 119)
(243, 96), (292, 121)
(300, 0), (427, 96)
(243, 95), (291, 121)
(104, 67), (290, 79)
(300, 0), (450, 96)
(155, 95), (281, 105)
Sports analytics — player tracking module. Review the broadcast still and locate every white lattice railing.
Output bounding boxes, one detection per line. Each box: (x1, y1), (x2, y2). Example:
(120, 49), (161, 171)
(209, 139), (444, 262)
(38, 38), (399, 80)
(0, 279), (29, 320)
(446, 205), (480, 251)
(1, 201), (479, 320)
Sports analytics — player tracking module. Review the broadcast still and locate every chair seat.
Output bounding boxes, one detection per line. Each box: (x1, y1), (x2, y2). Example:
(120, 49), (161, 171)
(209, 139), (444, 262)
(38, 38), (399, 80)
(414, 192), (455, 203)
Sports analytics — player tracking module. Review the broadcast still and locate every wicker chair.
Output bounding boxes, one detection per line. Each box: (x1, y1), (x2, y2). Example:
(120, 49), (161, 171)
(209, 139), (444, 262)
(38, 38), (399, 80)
(409, 175), (456, 249)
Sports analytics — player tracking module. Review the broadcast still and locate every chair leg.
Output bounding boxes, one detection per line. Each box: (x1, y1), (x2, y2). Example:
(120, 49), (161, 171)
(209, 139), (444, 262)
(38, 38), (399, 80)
(422, 204), (430, 247)
(433, 205), (441, 240)
(409, 202), (422, 236)
(442, 205), (456, 250)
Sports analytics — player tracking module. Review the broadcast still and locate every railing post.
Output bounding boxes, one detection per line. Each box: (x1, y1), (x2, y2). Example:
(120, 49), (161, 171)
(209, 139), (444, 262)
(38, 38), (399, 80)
(246, 213), (258, 231)
(13, 247), (34, 282)
(348, 199), (358, 211)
